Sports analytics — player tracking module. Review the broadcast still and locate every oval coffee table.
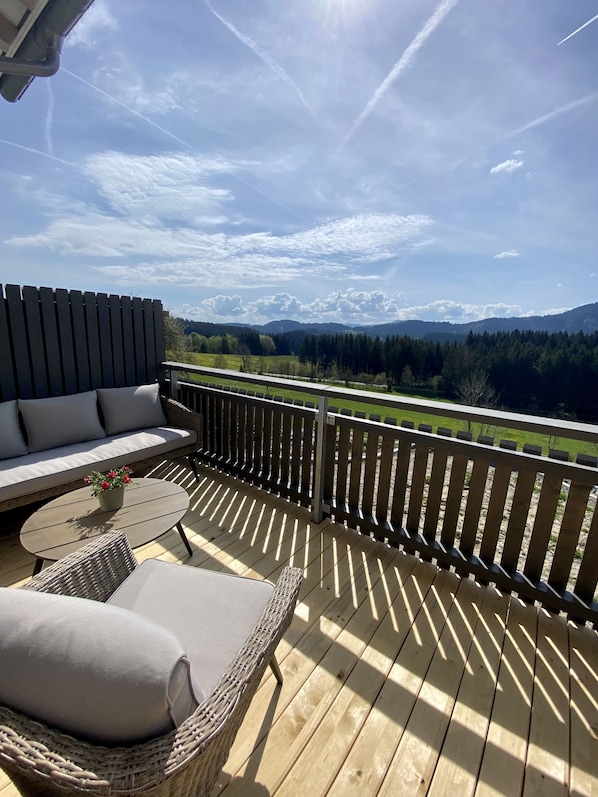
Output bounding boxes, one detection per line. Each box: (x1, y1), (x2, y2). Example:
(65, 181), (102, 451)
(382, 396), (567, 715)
(20, 478), (192, 575)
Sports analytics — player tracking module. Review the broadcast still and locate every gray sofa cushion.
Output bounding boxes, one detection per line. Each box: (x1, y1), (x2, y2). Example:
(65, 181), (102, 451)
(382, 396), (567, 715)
(0, 427), (196, 504)
(18, 391), (106, 453)
(0, 588), (202, 744)
(0, 400), (28, 460)
(108, 558), (275, 698)
(97, 384), (167, 435)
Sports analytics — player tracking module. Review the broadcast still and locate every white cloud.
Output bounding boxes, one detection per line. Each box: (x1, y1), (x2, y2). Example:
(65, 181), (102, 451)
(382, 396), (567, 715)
(490, 159), (524, 175)
(177, 292), (525, 326)
(494, 250), (520, 259)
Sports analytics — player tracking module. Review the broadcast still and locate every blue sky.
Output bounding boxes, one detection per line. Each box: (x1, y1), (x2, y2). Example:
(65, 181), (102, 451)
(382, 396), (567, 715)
(1, 0), (597, 326)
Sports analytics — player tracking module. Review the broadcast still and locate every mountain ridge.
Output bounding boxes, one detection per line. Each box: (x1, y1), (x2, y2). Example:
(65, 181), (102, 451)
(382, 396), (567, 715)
(254, 302), (598, 339)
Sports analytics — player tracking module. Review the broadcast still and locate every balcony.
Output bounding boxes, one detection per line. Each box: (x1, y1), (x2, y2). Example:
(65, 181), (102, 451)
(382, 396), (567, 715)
(2, 454), (597, 796)
(1, 286), (597, 795)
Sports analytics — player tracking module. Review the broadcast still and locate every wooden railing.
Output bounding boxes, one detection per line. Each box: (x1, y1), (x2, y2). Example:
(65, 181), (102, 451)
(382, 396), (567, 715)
(164, 363), (598, 626)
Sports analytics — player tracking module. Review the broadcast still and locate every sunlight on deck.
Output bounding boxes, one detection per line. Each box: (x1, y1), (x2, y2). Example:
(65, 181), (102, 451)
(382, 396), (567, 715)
(1, 459), (597, 796)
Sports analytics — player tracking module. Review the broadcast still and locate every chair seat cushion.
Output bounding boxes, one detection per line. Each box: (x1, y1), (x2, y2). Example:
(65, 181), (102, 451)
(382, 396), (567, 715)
(108, 559), (275, 698)
(0, 588), (202, 744)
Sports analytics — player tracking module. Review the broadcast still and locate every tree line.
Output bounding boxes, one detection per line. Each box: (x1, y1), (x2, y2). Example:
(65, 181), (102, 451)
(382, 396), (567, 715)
(165, 316), (598, 423)
(298, 330), (598, 423)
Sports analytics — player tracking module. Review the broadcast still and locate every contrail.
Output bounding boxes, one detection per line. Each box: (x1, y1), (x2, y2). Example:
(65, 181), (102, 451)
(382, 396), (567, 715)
(558, 13), (598, 46)
(62, 69), (305, 221)
(45, 81), (54, 156)
(509, 92), (598, 136)
(204, 0), (316, 122)
(0, 139), (70, 165)
(335, 0), (459, 154)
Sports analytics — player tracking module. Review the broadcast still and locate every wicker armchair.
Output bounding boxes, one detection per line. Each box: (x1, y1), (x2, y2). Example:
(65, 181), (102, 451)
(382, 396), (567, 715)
(0, 531), (303, 796)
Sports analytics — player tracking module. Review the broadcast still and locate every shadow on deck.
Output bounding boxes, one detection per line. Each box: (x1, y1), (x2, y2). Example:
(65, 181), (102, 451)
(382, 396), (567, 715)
(1, 458), (597, 796)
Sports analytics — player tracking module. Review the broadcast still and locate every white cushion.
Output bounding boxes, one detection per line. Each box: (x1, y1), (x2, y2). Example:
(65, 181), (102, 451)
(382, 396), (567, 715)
(18, 392), (106, 454)
(0, 588), (202, 744)
(0, 427), (196, 503)
(109, 558), (275, 698)
(0, 400), (28, 460)
(97, 384), (167, 435)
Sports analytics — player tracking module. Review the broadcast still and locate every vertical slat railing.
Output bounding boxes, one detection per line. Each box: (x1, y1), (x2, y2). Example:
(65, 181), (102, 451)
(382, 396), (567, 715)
(168, 370), (598, 625)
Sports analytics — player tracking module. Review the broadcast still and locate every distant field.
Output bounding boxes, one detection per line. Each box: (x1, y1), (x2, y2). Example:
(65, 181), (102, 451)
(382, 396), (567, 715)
(171, 352), (596, 459)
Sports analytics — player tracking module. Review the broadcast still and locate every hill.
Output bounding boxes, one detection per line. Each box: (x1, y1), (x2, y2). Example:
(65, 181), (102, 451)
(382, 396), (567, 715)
(252, 303), (598, 339)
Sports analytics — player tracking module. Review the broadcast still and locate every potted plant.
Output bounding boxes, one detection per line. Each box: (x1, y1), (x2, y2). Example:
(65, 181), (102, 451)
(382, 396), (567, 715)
(84, 466), (133, 511)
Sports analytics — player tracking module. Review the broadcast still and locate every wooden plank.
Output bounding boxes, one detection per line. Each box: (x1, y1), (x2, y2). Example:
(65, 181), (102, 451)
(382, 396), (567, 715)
(143, 298), (157, 382)
(218, 543), (416, 795)
(548, 482), (591, 591)
(83, 291), (102, 389)
(289, 411), (302, 489)
(280, 405), (292, 485)
(390, 437), (411, 528)
(119, 296), (136, 385)
(131, 297), (146, 384)
(336, 422), (351, 507)
(270, 404), (282, 482)
(96, 292), (113, 388)
(428, 585), (510, 796)
(274, 554), (424, 797)
(348, 427), (365, 513)
(5, 284), (33, 398)
(109, 294), (125, 387)
(69, 289), (90, 392)
(153, 300), (166, 367)
(300, 413), (314, 497)
(361, 429), (379, 518)
(523, 610), (570, 796)
(326, 569), (467, 797)
(375, 431), (395, 522)
(0, 285), (17, 401)
(461, 458), (490, 557)
(377, 577), (484, 795)
(54, 288), (77, 395)
(574, 502), (598, 604)
(441, 451), (469, 549)
(569, 624), (598, 796)
(501, 469), (537, 573)
(38, 287), (62, 396)
(524, 474), (562, 583)
(480, 462), (513, 565)
(475, 598), (538, 796)
(423, 445), (448, 541)
(406, 442), (429, 535)
(22, 285), (48, 398)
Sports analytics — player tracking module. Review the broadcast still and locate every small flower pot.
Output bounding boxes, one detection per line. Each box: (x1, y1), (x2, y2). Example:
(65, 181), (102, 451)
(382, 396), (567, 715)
(97, 487), (125, 511)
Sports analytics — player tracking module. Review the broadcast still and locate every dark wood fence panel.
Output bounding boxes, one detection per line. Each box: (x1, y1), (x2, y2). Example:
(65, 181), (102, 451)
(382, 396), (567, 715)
(0, 285), (165, 401)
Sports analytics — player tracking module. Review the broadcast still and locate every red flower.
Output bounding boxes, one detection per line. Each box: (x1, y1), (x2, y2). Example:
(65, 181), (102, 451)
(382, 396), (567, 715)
(123, 475), (131, 483)
(107, 470), (118, 478)
(83, 476), (90, 484)
(100, 481), (110, 490)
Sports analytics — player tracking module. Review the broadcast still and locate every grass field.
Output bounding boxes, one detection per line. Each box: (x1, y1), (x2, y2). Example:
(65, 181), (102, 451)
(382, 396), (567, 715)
(170, 351), (597, 459)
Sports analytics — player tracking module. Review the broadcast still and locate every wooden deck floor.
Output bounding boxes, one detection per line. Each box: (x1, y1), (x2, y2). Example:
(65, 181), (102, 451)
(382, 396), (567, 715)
(1, 460), (597, 796)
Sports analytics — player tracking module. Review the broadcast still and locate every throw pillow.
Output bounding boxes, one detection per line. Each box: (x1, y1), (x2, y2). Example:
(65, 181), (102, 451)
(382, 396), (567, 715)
(18, 391), (106, 454)
(0, 400), (28, 460)
(0, 588), (202, 744)
(97, 384), (167, 435)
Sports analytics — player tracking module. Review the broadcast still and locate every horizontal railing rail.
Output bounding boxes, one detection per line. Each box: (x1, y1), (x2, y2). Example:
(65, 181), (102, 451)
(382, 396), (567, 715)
(163, 362), (598, 626)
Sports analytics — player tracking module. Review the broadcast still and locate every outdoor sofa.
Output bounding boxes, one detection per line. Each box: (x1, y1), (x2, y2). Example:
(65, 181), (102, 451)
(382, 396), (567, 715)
(0, 383), (202, 512)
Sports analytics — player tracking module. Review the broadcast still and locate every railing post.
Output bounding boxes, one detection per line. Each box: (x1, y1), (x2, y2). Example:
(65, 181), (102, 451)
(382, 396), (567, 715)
(169, 368), (178, 399)
(313, 394), (328, 523)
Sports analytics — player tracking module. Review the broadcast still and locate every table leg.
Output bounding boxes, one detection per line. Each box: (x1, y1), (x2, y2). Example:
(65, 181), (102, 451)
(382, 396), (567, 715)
(177, 522), (193, 556)
(32, 558), (44, 576)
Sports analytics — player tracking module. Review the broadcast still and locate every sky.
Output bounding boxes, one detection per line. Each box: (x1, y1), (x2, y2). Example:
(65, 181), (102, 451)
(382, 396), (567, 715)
(1, 0), (597, 327)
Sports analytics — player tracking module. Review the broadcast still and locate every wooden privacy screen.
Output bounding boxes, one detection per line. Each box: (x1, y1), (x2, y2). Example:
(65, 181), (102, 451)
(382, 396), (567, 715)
(0, 285), (166, 402)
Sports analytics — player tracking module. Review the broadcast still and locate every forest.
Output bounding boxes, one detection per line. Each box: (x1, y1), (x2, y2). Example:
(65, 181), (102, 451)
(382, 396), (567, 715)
(173, 319), (598, 424)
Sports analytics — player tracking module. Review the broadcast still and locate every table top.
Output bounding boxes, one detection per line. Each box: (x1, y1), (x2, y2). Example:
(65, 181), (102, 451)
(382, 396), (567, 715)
(20, 478), (190, 562)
